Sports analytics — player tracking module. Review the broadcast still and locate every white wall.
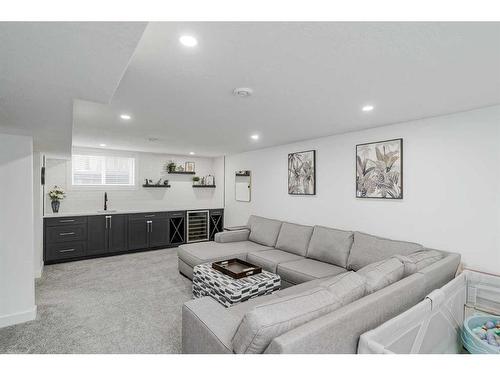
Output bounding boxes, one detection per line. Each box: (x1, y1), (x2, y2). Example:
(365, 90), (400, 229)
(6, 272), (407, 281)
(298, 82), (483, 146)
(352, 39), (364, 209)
(0, 134), (36, 328)
(225, 106), (500, 274)
(44, 148), (224, 214)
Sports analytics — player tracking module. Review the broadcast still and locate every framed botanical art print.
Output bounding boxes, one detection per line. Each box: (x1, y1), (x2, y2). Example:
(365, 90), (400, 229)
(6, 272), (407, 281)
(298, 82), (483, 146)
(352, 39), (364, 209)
(288, 150), (316, 195)
(356, 138), (403, 199)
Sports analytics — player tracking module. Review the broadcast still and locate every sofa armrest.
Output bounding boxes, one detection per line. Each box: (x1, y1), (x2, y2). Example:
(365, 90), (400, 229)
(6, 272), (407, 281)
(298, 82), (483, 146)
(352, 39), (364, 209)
(182, 297), (241, 354)
(265, 273), (426, 354)
(214, 229), (250, 243)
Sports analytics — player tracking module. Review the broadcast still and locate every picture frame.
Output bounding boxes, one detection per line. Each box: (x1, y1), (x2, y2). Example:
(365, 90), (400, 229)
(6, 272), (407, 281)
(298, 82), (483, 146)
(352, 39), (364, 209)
(185, 161), (195, 172)
(356, 138), (403, 199)
(288, 150), (316, 195)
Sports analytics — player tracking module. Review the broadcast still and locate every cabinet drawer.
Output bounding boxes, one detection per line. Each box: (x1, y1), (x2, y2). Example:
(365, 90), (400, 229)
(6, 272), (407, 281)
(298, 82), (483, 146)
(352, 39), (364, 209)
(168, 211), (186, 218)
(46, 224), (87, 243)
(45, 241), (86, 261)
(45, 216), (87, 227)
(128, 212), (167, 220)
(210, 209), (223, 216)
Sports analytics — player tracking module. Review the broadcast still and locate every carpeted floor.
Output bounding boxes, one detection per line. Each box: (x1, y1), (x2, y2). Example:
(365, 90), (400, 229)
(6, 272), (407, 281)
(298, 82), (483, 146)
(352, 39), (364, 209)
(0, 248), (192, 353)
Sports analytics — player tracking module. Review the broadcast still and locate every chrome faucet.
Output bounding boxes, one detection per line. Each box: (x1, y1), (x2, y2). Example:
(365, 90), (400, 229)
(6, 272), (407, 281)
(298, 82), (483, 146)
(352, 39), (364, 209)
(104, 192), (108, 211)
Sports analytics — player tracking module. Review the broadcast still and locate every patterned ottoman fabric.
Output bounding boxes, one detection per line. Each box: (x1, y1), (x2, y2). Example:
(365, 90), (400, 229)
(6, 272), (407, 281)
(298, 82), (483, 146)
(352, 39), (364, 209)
(193, 263), (281, 307)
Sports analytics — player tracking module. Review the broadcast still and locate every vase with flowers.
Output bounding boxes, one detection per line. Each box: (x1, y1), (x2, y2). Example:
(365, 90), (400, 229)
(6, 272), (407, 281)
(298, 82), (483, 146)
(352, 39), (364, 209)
(48, 186), (65, 213)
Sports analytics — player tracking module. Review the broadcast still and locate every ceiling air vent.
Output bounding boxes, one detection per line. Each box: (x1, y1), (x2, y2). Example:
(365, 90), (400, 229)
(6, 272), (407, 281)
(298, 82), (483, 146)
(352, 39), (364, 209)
(233, 87), (253, 97)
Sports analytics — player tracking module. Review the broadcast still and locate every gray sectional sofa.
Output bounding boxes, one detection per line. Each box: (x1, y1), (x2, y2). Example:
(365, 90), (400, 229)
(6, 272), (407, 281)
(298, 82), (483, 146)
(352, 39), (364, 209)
(178, 215), (460, 354)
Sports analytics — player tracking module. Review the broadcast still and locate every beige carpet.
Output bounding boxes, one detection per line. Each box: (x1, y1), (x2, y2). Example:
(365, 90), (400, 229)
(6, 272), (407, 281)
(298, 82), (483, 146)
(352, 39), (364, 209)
(0, 248), (192, 353)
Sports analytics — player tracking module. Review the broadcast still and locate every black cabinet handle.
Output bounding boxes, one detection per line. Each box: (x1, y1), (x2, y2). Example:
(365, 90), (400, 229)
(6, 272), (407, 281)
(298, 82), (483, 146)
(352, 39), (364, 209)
(59, 232), (75, 236)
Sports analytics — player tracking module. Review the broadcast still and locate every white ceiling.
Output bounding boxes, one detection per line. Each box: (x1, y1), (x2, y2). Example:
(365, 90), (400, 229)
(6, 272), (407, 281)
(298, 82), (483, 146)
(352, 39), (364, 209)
(4, 22), (500, 157)
(0, 22), (147, 155)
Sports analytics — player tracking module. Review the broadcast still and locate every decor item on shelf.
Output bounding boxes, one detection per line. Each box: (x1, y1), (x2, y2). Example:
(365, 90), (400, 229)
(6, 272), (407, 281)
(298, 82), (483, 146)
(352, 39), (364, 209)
(156, 178), (163, 185)
(176, 165), (185, 172)
(288, 150), (316, 195)
(48, 185), (65, 213)
(163, 179), (170, 186)
(356, 138), (403, 199)
(205, 174), (215, 186)
(192, 176), (200, 185)
(185, 161), (195, 172)
(167, 161), (176, 173)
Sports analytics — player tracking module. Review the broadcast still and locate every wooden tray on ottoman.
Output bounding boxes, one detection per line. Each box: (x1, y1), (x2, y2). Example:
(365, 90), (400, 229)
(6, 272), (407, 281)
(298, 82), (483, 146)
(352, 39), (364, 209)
(212, 258), (262, 279)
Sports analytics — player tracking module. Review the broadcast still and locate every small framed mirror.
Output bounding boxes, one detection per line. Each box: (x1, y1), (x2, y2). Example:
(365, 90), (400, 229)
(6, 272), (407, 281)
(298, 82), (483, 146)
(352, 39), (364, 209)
(235, 170), (251, 202)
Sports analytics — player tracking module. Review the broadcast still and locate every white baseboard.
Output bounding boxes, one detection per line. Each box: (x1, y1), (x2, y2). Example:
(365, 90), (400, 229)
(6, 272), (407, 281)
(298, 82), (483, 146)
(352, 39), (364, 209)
(0, 306), (37, 329)
(35, 263), (44, 279)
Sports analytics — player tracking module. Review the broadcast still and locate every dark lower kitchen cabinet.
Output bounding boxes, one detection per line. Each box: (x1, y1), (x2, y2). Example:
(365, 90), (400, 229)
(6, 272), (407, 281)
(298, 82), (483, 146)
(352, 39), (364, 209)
(44, 209), (219, 264)
(128, 219), (149, 250)
(128, 213), (169, 250)
(87, 214), (128, 256)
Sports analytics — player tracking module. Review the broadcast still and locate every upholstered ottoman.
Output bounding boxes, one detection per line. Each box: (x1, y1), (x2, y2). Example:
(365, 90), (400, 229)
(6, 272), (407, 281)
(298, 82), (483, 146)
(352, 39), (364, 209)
(192, 263), (281, 307)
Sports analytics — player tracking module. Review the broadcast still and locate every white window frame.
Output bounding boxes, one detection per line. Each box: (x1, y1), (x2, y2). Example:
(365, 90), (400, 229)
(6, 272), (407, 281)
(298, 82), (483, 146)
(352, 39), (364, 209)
(68, 148), (139, 191)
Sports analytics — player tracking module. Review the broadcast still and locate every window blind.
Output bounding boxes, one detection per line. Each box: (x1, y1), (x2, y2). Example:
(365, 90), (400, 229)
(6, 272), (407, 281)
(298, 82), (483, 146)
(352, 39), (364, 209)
(72, 154), (135, 186)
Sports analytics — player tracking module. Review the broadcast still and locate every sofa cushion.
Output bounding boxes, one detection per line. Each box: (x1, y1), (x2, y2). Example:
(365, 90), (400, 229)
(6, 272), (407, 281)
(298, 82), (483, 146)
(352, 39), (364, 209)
(232, 287), (340, 354)
(247, 249), (304, 273)
(356, 257), (407, 294)
(408, 249), (444, 271)
(347, 232), (423, 271)
(320, 271), (367, 305)
(275, 222), (314, 256)
(306, 226), (354, 268)
(178, 241), (272, 268)
(277, 258), (346, 285)
(248, 216), (283, 247)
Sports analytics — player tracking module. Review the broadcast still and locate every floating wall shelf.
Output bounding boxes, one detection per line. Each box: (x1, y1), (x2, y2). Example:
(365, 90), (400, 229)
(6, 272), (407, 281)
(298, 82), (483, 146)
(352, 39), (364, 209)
(168, 171), (195, 175)
(142, 185), (171, 188)
(193, 185), (216, 188)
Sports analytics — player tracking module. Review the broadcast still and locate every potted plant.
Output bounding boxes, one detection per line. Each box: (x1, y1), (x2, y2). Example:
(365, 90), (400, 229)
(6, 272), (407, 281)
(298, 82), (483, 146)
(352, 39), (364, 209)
(192, 176), (200, 185)
(167, 161), (176, 173)
(48, 186), (65, 213)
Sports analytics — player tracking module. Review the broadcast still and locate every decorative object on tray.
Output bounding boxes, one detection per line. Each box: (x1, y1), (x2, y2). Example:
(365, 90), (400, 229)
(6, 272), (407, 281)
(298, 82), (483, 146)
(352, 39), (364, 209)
(356, 138), (403, 199)
(192, 262), (281, 307)
(212, 258), (262, 279)
(192, 176), (200, 185)
(288, 150), (316, 195)
(48, 185), (65, 213)
(185, 161), (195, 172)
(167, 161), (176, 173)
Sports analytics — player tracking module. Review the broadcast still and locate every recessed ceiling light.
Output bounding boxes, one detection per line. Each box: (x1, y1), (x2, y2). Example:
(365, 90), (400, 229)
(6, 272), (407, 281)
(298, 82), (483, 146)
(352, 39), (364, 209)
(179, 35), (198, 47)
(120, 114), (131, 120)
(233, 88), (253, 97)
(362, 105), (375, 112)
(189, 152), (195, 155)
(250, 134), (259, 140)
(99, 143), (107, 147)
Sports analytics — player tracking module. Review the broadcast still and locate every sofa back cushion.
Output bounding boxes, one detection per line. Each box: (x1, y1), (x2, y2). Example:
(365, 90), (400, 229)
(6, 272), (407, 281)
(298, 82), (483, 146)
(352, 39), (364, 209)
(248, 215), (283, 247)
(306, 226), (354, 268)
(320, 271), (366, 305)
(347, 232), (423, 271)
(357, 257), (408, 294)
(396, 249), (444, 273)
(275, 222), (313, 256)
(232, 287), (338, 354)
(232, 271), (368, 354)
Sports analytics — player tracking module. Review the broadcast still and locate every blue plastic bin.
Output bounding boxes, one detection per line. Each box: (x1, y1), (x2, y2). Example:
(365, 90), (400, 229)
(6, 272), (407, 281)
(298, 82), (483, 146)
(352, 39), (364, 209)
(461, 315), (500, 354)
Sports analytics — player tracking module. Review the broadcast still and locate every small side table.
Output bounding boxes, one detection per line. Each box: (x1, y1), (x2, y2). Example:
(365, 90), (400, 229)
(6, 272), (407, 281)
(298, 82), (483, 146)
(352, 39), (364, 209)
(192, 263), (281, 308)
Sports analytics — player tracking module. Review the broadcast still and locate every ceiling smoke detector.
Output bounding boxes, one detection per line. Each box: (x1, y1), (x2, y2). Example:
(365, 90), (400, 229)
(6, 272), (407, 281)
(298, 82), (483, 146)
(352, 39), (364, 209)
(233, 87), (253, 97)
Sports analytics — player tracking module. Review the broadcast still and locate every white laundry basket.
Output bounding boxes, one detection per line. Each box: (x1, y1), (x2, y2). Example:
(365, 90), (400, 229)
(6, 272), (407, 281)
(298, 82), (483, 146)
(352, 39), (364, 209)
(358, 270), (500, 354)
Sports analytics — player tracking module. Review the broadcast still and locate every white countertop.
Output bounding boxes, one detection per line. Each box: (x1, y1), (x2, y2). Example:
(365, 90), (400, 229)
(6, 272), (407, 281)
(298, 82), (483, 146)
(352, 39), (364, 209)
(43, 207), (223, 218)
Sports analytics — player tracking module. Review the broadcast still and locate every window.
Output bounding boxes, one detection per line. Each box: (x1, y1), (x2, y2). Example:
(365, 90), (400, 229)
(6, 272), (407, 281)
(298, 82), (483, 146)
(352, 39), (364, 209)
(72, 154), (135, 186)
